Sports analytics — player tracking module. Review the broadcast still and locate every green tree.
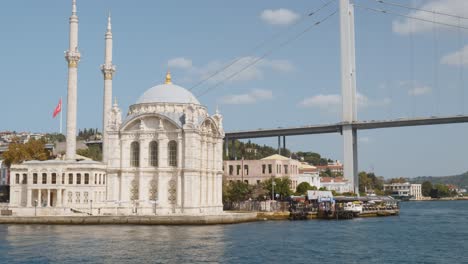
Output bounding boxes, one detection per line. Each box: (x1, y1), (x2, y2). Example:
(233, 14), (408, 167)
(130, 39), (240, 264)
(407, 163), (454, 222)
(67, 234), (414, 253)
(296, 152), (323, 166)
(359, 172), (370, 193)
(43, 133), (66, 143)
(2, 138), (50, 167)
(223, 181), (252, 202)
(359, 171), (385, 193)
(251, 183), (268, 200)
(320, 168), (332, 178)
(295, 182), (315, 196)
(76, 145), (102, 161)
(389, 177), (408, 184)
(77, 128), (101, 141)
(434, 184), (450, 197)
(263, 177), (293, 200)
(223, 140), (291, 161)
(421, 181), (433, 197)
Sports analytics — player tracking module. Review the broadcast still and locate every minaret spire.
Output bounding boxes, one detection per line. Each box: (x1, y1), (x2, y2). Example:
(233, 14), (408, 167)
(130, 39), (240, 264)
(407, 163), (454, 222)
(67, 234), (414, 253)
(107, 12), (112, 32)
(101, 12), (116, 163)
(65, 0), (81, 160)
(72, 0), (77, 15)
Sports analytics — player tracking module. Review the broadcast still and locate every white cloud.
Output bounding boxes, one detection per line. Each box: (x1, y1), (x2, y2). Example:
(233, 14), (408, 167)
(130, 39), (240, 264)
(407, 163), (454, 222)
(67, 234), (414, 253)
(266, 59), (294, 72)
(441, 45), (468, 66)
(408, 85), (432, 96)
(168, 57), (192, 69)
(357, 93), (370, 108)
(359, 137), (371, 143)
(299, 94), (341, 108)
(299, 93), (390, 110)
(219, 89), (273, 105)
(398, 80), (432, 96)
(260, 9), (300, 26)
(166, 56), (294, 87)
(392, 0), (468, 35)
(186, 56), (293, 83)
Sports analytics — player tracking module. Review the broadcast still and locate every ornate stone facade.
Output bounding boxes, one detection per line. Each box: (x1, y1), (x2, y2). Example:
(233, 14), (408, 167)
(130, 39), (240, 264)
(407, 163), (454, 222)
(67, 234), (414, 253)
(104, 79), (225, 214)
(10, 79), (225, 216)
(8, 0), (224, 216)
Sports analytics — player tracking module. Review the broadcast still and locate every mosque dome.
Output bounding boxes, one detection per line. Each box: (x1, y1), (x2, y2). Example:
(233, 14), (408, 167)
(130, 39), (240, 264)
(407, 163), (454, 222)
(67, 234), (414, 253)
(136, 72), (200, 105)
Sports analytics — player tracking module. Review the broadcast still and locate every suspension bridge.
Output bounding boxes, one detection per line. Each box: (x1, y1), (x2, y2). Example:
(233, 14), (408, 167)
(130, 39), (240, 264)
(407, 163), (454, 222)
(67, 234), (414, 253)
(209, 0), (468, 193)
(85, 0), (468, 194)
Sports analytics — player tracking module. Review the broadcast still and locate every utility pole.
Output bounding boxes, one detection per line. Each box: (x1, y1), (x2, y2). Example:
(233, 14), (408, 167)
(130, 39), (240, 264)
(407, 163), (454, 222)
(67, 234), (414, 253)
(241, 157), (244, 183)
(272, 178), (276, 201)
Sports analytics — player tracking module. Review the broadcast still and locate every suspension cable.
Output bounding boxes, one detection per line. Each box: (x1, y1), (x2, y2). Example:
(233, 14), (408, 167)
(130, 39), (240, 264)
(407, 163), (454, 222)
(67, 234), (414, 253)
(458, 17), (465, 114)
(409, 21), (415, 117)
(354, 4), (468, 31)
(196, 9), (339, 98)
(188, 0), (337, 92)
(372, 0), (468, 20)
(433, 10), (439, 115)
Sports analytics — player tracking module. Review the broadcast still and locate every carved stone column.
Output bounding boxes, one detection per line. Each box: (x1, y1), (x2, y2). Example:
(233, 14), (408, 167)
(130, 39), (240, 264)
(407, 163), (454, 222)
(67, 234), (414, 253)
(46, 189), (51, 207)
(158, 134), (169, 168)
(26, 188), (32, 207)
(57, 189), (62, 207)
(207, 138), (213, 206)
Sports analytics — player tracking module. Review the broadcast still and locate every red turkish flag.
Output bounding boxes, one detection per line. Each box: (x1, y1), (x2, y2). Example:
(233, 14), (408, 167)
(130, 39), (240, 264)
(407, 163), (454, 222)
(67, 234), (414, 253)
(53, 98), (62, 118)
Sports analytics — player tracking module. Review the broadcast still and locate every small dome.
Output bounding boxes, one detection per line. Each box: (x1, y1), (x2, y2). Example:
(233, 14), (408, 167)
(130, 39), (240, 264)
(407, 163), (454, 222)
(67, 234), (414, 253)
(136, 83), (200, 105)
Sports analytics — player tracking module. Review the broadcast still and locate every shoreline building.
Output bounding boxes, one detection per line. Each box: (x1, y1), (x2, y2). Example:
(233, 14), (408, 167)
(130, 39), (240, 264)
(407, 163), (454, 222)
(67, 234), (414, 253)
(383, 182), (422, 200)
(320, 177), (353, 193)
(0, 160), (8, 186)
(223, 154), (320, 191)
(0, 160), (9, 203)
(223, 154), (300, 185)
(316, 160), (344, 175)
(296, 162), (320, 190)
(8, 0), (224, 216)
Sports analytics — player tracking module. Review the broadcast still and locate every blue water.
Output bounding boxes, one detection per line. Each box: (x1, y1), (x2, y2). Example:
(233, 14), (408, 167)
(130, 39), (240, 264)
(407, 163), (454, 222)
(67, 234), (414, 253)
(0, 201), (467, 263)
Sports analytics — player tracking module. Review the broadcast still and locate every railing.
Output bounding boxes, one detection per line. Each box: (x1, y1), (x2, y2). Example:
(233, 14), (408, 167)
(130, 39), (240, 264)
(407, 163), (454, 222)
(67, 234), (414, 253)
(224, 201), (290, 212)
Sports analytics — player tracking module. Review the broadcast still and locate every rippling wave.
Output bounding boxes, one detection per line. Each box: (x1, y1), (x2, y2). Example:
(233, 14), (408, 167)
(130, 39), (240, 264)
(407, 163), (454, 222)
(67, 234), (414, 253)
(1, 201), (467, 263)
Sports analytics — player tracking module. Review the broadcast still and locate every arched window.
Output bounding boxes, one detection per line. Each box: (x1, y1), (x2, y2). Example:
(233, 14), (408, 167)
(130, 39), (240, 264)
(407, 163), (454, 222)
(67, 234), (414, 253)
(130, 141), (140, 167)
(149, 141), (158, 167)
(168, 141), (177, 167)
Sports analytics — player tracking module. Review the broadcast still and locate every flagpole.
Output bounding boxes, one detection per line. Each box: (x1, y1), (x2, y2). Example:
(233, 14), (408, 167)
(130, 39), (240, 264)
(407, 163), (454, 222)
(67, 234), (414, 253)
(60, 96), (63, 134)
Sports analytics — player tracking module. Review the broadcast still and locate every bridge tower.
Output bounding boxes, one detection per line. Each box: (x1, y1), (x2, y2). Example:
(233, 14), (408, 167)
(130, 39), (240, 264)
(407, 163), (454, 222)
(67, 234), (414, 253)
(340, 0), (359, 193)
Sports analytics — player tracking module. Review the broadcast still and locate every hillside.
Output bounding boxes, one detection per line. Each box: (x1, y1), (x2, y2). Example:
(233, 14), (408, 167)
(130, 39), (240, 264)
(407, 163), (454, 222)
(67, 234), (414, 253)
(224, 140), (333, 165)
(411, 171), (468, 188)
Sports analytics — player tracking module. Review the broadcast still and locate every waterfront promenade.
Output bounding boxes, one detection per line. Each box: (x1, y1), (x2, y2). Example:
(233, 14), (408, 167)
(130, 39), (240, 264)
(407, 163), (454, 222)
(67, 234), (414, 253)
(0, 212), (257, 225)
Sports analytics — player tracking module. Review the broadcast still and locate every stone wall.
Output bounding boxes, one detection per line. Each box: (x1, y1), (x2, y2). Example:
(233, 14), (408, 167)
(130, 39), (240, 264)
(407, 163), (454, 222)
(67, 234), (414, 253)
(0, 212), (257, 225)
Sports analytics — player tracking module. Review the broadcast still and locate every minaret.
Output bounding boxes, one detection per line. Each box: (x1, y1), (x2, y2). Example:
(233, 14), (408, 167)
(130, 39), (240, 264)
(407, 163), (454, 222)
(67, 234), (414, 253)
(65, 0), (81, 160)
(101, 13), (116, 163)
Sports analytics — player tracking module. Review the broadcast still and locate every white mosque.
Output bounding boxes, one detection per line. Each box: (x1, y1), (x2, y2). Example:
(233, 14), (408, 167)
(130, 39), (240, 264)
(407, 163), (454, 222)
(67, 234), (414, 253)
(9, 0), (225, 216)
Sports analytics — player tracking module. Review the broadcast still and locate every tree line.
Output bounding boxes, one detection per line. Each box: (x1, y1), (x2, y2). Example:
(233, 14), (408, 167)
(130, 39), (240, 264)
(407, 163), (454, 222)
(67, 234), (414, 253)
(1, 138), (50, 167)
(421, 181), (459, 198)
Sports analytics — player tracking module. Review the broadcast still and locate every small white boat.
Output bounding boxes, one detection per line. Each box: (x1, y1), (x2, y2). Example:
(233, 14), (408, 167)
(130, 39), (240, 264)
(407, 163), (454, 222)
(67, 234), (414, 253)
(344, 202), (363, 214)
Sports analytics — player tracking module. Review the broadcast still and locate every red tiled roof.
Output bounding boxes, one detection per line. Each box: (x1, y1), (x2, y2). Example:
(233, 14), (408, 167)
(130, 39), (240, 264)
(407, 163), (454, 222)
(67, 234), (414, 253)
(320, 177), (348, 183)
(316, 165), (343, 169)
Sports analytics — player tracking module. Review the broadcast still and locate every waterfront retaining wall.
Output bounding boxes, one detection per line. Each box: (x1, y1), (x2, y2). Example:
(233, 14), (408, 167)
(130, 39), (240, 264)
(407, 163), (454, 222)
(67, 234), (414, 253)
(0, 212), (258, 225)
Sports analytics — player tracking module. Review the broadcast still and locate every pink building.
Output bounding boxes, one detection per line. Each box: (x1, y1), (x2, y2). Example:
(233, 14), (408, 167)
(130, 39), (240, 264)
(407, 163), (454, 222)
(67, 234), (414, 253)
(223, 154), (300, 185)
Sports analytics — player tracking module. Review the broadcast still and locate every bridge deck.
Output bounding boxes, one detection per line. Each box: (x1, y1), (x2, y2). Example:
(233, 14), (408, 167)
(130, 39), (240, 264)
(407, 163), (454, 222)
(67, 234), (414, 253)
(225, 115), (468, 139)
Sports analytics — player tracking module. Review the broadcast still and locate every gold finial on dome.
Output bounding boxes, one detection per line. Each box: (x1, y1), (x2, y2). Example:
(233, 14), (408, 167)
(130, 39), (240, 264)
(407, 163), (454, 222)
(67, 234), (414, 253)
(165, 70), (172, 84)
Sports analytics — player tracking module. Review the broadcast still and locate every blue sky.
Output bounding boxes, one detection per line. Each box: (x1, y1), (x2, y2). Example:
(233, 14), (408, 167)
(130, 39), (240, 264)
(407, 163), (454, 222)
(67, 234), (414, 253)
(1, 0), (467, 178)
